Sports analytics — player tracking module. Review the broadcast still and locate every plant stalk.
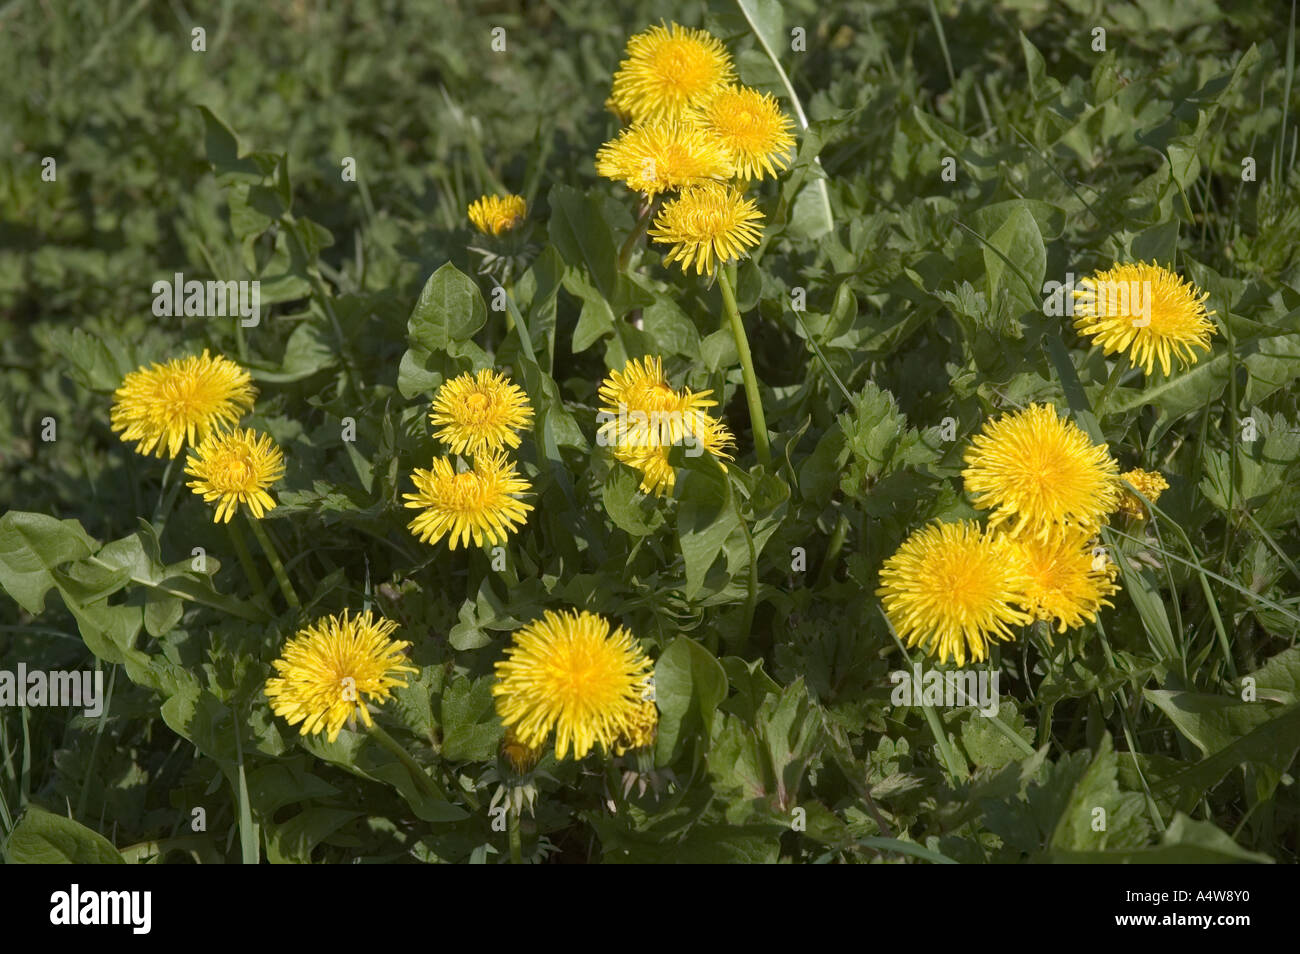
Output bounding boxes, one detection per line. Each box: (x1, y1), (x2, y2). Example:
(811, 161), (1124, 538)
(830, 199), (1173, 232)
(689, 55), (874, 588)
(245, 514), (300, 610)
(368, 722), (450, 802)
(717, 268), (772, 467)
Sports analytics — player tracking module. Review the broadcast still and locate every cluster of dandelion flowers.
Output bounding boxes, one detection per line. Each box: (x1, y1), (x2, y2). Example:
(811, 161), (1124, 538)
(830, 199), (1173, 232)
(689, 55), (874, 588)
(184, 427), (285, 524)
(1116, 468), (1170, 521)
(265, 610), (417, 743)
(962, 403), (1120, 541)
(492, 609), (654, 760)
(404, 451), (533, 549)
(598, 355), (718, 444)
(429, 369), (534, 457)
(468, 194), (527, 236)
(1008, 528), (1119, 634)
(597, 356), (734, 496)
(110, 350), (256, 459)
(684, 85), (796, 181)
(595, 120), (733, 198)
(1072, 261), (1216, 376)
(609, 21), (734, 123)
(649, 182), (764, 276)
(878, 521), (1032, 666)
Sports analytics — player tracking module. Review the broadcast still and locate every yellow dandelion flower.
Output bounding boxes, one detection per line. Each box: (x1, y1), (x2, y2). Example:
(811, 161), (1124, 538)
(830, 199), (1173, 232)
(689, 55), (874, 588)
(1116, 468), (1170, 520)
(1072, 261), (1216, 376)
(468, 194), (527, 236)
(611, 420), (735, 497)
(648, 182), (764, 276)
(684, 85), (796, 180)
(595, 120), (732, 198)
(265, 609), (417, 743)
(609, 22), (735, 123)
(492, 609), (654, 760)
(962, 403), (1121, 541)
(1008, 528), (1119, 633)
(597, 354), (717, 437)
(184, 427), (284, 524)
(403, 451), (533, 549)
(877, 521), (1032, 666)
(110, 349), (256, 459)
(613, 698), (660, 756)
(596, 356), (734, 496)
(618, 445), (680, 497)
(429, 369), (533, 457)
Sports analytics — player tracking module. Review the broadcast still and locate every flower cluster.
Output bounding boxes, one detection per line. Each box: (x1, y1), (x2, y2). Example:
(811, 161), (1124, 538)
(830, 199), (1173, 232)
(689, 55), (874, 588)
(110, 350), (284, 524)
(598, 21), (795, 276)
(403, 369), (535, 549)
(879, 403), (1151, 665)
(596, 355), (734, 495)
(877, 259), (1211, 664)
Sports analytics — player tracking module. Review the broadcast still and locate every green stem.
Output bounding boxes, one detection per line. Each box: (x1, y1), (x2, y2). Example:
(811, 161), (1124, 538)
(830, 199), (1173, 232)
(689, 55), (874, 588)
(367, 723), (450, 802)
(717, 268), (771, 467)
(618, 200), (656, 271)
(245, 514), (300, 610)
(507, 806), (523, 864)
(226, 520), (267, 603)
(883, 615), (967, 783)
(75, 664), (115, 822)
(725, 466), (758, 654)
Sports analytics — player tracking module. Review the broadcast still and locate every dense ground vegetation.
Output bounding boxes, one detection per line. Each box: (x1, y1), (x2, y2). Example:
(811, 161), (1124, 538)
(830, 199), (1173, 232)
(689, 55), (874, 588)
(1, 0), (1298, 863)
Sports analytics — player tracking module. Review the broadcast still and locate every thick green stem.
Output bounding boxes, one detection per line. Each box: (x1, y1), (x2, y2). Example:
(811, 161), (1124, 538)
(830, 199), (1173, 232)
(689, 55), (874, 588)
(245, 514), (300, 610)
(368, 723), (450, 802)
(507, 806), (523, 864)
(226, 520), (267, 603)
(717, 269), (771, 467)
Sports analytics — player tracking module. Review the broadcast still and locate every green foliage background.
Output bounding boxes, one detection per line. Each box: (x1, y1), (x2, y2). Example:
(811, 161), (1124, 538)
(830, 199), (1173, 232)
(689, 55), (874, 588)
(1, 0), (1298, 863)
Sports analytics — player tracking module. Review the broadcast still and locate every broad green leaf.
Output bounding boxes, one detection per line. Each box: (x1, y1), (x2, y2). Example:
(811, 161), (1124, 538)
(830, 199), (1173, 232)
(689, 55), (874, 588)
(601, 466), (664, 537)
(440, 676), (502, 762)
(548, 186), (618, 301)
(1046, 733), (1150, 853)
(0, 511), (98, 615)
(675, 465), (740, 598)
(655, 635), (728, 767)
(3, 805), (125, 864)
(408, 262), (487, 351)
(301, 730), (468, 823)
(1048, 813), (1272, 864)
(265, 808), (361, 864)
